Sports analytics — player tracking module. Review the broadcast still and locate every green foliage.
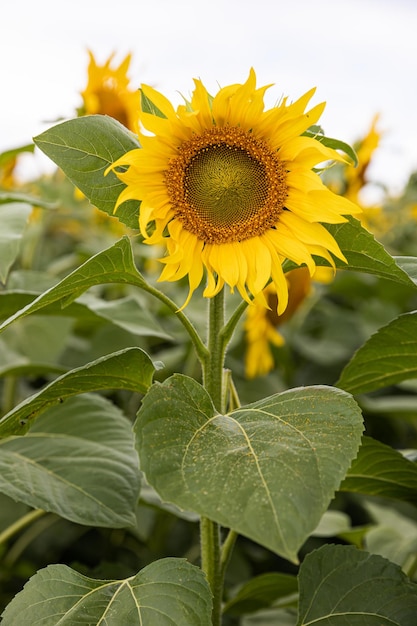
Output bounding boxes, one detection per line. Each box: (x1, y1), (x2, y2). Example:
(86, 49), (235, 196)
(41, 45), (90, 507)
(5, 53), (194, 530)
(0, 395), (140, 527)
(297, 544), (417, 625)
(2, 111), (417, 624)
(2, 558), (212, 625)
(136, 375), (363, 562)
(34, 116), (141, 229)
(0, 203), (32, 283)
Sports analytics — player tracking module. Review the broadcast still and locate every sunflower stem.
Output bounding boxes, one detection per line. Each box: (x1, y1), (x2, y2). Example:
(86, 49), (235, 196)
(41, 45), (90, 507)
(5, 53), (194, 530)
(200, 289), (228, 625)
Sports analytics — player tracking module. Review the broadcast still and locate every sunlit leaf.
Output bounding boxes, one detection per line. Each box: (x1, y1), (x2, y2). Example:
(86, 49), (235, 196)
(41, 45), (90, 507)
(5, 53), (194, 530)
(1, 558), (212, 625)
(135, 374), (363, 563)
(0, 394), (140, 527)
(0, 347), (156, 438)
(337, 311), (417, 394)
(297, 544), (417, 625)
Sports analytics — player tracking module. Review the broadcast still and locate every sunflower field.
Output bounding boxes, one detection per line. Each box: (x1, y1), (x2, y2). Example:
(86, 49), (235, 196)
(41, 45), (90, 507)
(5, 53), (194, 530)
(1, 53), (417, 625)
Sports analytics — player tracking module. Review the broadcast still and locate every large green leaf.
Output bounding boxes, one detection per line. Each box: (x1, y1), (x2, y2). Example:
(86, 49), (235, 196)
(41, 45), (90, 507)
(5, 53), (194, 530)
(0, 237), (148, 334)
(1, 558), (212, 625)
(340, 436), (417, 503)
(297, 544), (417, 625)
(0, 347), (156, 438)
(0, 202), (32, 283)
(324, 217), (416, 286)
(34, 115), (141, 229)
(0, 394), (140, 527)
(135, 374), (363, 563)
(337, 311), (417, 394)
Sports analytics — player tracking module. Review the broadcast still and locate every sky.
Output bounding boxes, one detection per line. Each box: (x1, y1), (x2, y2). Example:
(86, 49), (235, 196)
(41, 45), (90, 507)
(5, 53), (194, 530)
(2, 0), (417, 200)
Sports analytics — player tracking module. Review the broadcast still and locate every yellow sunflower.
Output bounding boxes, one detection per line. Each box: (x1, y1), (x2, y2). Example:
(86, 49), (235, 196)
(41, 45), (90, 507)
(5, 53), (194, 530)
(107, 69), (361, 313)
(244, 267), (311, 378)
(80, 50), (139, 132)
(244, 265), (335, 378)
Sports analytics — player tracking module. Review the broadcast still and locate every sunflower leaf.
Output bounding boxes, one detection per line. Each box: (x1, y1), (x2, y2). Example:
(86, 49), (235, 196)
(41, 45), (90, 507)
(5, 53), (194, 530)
(223, 572), (298, 616)
(0, 237), (148, 334)
(1, 559), (212, 626)
(297, 544), (417, 625)
(324, 217), (416, 286)
(33, 115), (141, 229)
(303, 129), (358, 166)
(340, 436), (417, 503)
(135, 374), (363, 563)
(0, 202), (32, 283)
(336, 311), (417, 394)
(0, 395), (140, 527)
(0, 347), (156, 438)
(140, 88), (168, 118)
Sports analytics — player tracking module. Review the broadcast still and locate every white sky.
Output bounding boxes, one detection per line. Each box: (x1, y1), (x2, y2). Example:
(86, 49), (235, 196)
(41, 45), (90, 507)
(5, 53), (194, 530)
(2, 0), (417, 198)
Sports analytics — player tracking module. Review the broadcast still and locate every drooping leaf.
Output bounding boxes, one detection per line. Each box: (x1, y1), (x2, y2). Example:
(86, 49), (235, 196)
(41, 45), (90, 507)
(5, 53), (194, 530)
(0, 394), (140, 527)
(0, 237), (148, 334)
(1, 558), (212, 626)
(340, 436), (417, 503)
(135, 374), (363, 563)
(0, 347), (156, 438)
(337, 311), (417, 394)
(34, 115), (141, 229)
(297, 544), (417, 625)
(0, 202), (32, 283)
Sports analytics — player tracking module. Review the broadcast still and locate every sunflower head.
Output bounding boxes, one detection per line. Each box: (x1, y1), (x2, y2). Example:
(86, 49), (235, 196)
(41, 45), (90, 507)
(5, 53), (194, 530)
(107, 69), (361, 313)
(80, 50), (139, 132)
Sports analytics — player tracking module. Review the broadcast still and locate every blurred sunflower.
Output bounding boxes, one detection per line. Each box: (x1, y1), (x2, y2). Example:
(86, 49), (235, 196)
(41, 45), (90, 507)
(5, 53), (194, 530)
(326, 114), (386, 234)
(80, 50), (139, 132)
(107, 69), (360, 313)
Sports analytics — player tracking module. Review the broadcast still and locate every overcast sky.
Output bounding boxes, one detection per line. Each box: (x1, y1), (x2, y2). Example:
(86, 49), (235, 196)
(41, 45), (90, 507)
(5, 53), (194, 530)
(2, 0), (417, 198)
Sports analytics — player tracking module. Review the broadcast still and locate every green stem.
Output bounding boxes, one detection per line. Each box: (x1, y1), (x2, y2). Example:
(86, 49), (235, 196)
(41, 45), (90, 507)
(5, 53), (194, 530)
(2, 376), (18, 416)
(0, 509), (46, 546)
(139, 281), (209, 365)
(200, 290), (227, 625)
(220, 529), (238, 580)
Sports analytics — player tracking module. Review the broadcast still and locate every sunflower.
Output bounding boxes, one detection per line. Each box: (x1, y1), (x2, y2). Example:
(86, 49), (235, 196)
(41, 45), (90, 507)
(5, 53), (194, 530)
(244, 266), (334, 378)
(107, 69), (360, 313)
(80, 50), (139, 132)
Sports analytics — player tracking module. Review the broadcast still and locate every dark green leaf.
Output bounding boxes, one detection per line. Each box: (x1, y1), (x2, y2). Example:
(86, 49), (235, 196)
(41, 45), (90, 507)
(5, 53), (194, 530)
(0, 395), (140, 527)
(224, 572), (298, 616)
(340, 436), (417, 503)
(297, 544), (417, 625)
(136, 374), (363, 562)
(337, 311), (417, 394)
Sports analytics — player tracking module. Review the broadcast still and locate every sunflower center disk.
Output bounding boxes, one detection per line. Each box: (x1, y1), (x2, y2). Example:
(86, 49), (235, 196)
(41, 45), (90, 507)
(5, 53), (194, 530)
(166, 128), (288, 244)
